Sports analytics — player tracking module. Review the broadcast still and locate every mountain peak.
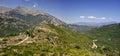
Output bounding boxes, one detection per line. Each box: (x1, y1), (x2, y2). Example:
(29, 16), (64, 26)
(11, 6), (45, 16)
(0, 6), (11, 13)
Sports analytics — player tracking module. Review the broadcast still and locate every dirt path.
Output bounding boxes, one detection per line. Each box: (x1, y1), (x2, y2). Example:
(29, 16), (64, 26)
(14, 35), (29, 45)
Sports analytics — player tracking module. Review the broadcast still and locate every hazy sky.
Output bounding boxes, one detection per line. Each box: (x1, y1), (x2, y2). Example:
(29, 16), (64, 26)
(0, 0), (120, 23)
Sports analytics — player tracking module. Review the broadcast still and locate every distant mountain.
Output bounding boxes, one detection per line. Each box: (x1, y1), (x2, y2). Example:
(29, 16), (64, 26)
(85, 23), (120, 51)
(68, 24), (95, 33)
(74, 21), (119, 26)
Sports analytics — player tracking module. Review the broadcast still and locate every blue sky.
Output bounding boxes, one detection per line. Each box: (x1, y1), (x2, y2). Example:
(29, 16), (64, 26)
(0, 0), (120, 23)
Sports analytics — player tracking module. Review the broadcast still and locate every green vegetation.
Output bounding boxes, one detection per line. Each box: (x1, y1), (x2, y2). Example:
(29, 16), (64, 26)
(84, 23), (120, 52)
(0, 44), (104, 56)
(0, 22), (119, 56)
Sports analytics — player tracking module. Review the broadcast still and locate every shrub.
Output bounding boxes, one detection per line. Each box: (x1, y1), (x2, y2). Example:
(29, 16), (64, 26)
(2, 38), (8, 41)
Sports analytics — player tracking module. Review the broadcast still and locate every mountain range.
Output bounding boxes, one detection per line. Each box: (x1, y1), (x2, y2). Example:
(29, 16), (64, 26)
(74, 21), (119, 26)
(0, 6), (120, 56)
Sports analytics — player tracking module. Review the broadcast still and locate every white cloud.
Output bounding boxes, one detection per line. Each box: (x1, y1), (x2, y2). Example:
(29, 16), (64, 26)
(33, 3), (38, 8)
(88, 16), (96, 19)
(80, 16), (107, 20)
(33, 4), (37, 8)
(96, 17), (106, 20)
(80, 16), (85, 19)
(100, 17), (106, 20)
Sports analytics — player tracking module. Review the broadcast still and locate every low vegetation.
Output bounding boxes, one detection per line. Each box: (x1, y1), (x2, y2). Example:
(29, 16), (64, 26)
(0, 22), (119, 56)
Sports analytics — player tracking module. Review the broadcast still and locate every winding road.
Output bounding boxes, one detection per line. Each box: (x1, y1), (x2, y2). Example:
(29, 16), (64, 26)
(14, 35), (29, 45)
